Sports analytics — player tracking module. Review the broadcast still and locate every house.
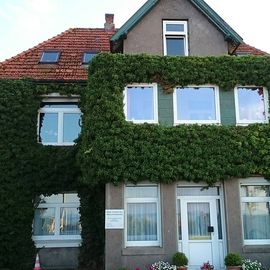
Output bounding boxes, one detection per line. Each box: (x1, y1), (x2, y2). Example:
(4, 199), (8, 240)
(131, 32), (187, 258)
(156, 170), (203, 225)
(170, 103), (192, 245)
(0, 1), (269, 270)
(104, 1), (270, 270)
(0, 15), (115, 270)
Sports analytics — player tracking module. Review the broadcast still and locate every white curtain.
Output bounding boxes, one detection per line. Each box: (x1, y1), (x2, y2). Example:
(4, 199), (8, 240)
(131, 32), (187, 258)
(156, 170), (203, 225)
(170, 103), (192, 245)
(60, 207), (80, 235)
(127, 202), (157, 241)
(187, 203), (211, 240)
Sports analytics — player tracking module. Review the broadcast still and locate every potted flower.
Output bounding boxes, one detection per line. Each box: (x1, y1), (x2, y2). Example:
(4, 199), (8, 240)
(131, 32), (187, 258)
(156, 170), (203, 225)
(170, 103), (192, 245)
(201, 261), (214, 270)
(224, 253), (242, 270)
(150, 261), (175, 270)
(242, 259), (263, 270)
(172, 252), (189, 270)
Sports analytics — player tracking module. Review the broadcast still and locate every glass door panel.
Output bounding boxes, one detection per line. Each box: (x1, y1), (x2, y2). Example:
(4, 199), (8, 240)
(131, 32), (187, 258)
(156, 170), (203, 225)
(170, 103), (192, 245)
(187, 202), (211, 240)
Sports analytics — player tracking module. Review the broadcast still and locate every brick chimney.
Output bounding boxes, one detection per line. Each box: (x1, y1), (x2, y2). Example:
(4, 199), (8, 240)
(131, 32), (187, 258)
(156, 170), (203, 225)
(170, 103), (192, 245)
(104, 13), (115, 31)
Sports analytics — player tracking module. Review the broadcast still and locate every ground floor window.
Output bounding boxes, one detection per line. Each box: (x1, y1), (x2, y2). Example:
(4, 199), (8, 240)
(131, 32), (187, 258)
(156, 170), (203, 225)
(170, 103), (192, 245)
(33, 193), (81, 247)
(241, 183), (270, 244)
(125, 184), (161, 247)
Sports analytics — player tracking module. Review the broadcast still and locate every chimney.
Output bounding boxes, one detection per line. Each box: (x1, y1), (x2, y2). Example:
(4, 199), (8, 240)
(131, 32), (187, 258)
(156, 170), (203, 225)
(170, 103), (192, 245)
(104, 13), (115, 31)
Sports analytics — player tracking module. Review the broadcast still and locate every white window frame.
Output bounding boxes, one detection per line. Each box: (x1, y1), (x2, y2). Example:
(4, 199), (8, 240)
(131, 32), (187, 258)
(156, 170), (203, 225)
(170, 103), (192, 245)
(124, 184), (161, 247)
(173, 85), (220, 125)
(32, 193), (81, 248)
(163, 20), (188, 56)
(234, 86), (269, 125)
(240, 178), (270, 245)
(123, 83), (158, 124)
(37, 96), (81, 146)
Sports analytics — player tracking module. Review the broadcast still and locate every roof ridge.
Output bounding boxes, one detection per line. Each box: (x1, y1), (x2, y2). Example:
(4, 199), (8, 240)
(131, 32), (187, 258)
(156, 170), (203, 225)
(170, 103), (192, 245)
(0, 28), (75, 65)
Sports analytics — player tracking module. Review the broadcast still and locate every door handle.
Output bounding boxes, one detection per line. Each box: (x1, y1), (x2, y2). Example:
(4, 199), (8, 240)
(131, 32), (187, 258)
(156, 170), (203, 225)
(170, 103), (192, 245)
(208, 226), (214, 232)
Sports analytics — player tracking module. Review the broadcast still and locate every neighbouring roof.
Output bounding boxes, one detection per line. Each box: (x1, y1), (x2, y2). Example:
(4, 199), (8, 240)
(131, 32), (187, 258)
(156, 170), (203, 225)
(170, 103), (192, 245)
(111, 0), (243, 44)
(0, 28), (115, 81)
(234, 43), (269, 56)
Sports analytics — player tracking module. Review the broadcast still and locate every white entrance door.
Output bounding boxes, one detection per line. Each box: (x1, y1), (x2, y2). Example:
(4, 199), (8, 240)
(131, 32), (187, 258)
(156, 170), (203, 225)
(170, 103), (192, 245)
(178, 197), (225, 270)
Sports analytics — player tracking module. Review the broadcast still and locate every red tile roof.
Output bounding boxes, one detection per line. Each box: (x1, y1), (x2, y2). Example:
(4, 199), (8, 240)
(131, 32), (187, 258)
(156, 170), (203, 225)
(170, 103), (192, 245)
(0, 28), (115, 81)
(235, 43), (269, 56)
(0, 28), (267, 82)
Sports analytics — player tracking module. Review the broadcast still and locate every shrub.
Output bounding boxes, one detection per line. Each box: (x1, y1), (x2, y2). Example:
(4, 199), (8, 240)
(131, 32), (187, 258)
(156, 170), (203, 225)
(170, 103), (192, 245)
(172, 252), (189, 266)
(224, 253), (242, 266)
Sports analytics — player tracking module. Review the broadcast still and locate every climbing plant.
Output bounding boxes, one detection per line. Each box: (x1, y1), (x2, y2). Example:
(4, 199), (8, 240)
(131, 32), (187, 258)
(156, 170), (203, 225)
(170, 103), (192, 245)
(80, 53), (270, 186)
(1, 54), (270, 270)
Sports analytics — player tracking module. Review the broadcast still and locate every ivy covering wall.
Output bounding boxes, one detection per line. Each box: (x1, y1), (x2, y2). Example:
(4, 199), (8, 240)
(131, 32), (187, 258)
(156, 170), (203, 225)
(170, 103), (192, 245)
(1, 54), (270, 270)
(80, 53), (270, 187)
(0, 80), (84, 270)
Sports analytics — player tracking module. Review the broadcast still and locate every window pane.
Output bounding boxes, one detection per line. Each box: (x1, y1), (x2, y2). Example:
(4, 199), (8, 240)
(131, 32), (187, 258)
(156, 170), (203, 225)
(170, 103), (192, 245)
(241, 185), (270, 197)
(166, 37), (185, 55)
(237, 87), (266, 121)
(177, 186), (219, 196)
(64, 193), (80, 203)
(166, 24), (184, 32)
(216, 199), (223, 239)
(126, 186), (158, 198)
(39, 194), (63, 204)
(83, 52), (97, 64)
(60, 208), (81, 235)
(187, 203), (211, 240)
(176, 87), (216, 121)
(242, 202), (270, 240)
(33, 208), (55, 235)
(39, 113), (58, 143)
(127, 202), (157, 241)
(40, 52), (59, 63)
(127, 86), (154, 121)
(63, 113), (81, 143)
(177, 199), (182, 240)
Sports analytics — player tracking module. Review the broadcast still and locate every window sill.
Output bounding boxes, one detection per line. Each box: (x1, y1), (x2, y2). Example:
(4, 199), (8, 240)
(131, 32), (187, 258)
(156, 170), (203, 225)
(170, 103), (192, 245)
(174, 121), (220, 125)
(122, 246), (164, 256)
(39, 143), (76, 146)
(242, 245), (270, 253)
(33, 238), (81, 248)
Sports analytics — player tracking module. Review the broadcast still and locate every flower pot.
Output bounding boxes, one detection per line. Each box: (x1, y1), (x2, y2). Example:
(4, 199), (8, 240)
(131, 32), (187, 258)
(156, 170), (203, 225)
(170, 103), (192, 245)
(226, 266), (241, 270)
(177, 267), (188, 270)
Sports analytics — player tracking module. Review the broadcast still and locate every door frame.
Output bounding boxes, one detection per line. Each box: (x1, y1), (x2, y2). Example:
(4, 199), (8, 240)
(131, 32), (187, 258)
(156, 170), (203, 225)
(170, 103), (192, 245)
(176, 183), (227, 270)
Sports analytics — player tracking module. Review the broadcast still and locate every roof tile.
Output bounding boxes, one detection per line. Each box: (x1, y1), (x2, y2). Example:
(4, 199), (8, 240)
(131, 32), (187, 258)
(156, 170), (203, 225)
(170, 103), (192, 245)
(0, 28), (115, 81)
(235, 43), (269, 56)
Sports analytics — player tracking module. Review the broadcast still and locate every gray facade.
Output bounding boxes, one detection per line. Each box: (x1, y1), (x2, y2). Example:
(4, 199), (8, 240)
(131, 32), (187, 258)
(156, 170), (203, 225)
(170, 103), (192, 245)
(39, 247), (79, 270)
(123, 0), (228, 56)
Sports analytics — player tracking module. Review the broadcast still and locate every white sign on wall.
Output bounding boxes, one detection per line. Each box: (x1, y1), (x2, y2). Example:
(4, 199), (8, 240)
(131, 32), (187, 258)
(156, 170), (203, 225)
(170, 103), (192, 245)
(105, 209), (124, 229)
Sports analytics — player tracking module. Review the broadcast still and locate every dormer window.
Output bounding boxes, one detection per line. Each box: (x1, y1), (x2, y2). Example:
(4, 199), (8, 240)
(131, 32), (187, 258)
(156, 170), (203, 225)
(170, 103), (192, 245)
(40, 51), (60, 63)
(82, 52), (97, 64)
(163, 21), (188, 56)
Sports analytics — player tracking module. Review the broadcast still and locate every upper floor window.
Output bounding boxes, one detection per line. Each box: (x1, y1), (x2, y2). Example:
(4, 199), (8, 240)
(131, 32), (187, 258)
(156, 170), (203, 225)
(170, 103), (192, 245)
(33, 193), (81, 247)
(40, 51), (60, 63)
(125, 184), (161, 247)
(163, 20), (188, 56)
(82, 52), (97, 64)
(240, 182), (270, 245)
(124, 84), (158, 124)
(38, 97), (81, 146)
(234, 87), (268, 124)
(173, 86), (220, 124)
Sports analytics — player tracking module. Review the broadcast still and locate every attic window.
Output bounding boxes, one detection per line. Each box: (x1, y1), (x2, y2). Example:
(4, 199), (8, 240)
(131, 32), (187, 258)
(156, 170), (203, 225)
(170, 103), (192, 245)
(163, 21), (188, 56)
(82, 52), (97, 64)
(40, 51), (60, 63)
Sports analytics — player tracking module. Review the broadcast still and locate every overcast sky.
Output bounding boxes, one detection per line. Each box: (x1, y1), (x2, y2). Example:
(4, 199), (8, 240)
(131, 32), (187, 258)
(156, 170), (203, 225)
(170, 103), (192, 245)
(0, 0), (269, 62)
